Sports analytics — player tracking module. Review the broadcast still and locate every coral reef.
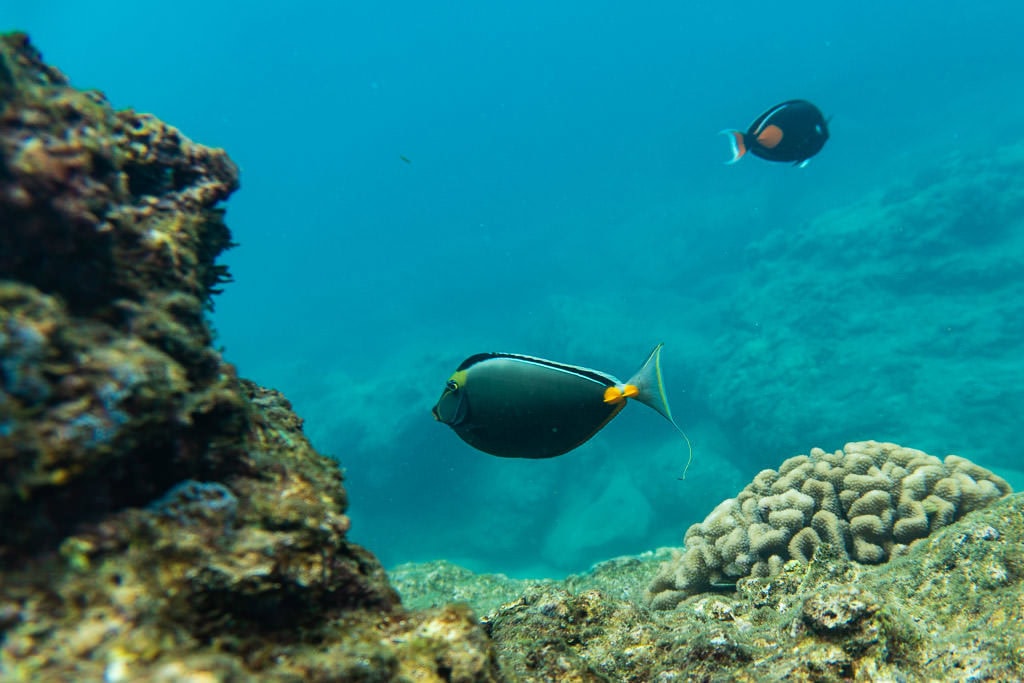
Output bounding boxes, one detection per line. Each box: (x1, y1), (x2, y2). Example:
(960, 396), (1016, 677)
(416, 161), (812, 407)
(414, 492), (1024, 681)
(5, 28), (1023, 682)
(0, 33), (502, 681)
(697, 140), (1024, 472)
(646, 440), (1011, 609)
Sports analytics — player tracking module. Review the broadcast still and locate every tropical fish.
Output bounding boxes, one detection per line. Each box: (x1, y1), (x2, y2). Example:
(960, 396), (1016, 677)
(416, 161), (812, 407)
(432, 344), (691, 468)
(721, 99), (829, 166)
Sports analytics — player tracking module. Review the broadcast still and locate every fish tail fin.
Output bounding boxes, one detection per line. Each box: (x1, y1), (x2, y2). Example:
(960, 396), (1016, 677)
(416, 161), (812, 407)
(625, 344), (674, 422)
(720, 129), (746, 164)
(624, 344), (695, 479)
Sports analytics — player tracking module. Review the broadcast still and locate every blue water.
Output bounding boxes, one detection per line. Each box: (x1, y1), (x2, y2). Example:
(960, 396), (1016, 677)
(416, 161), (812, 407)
(10, 2), (1024, 577)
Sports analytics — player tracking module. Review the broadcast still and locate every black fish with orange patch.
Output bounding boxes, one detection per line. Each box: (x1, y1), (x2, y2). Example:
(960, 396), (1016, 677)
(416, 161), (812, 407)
(722, 99), (829, 166)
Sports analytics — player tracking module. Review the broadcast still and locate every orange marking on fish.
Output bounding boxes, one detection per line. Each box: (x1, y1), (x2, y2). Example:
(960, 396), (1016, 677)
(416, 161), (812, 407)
(603, 386), (625, 404)
(757, 124), (783, 148)
(730, 130), (747, 160)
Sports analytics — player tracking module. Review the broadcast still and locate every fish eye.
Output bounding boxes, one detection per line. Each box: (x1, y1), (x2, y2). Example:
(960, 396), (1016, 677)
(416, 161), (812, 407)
(446, 379), (459, 391)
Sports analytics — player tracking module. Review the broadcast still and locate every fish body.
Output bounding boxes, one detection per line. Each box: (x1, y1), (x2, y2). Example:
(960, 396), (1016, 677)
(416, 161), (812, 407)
(432, 344), (681, 458)
(722, 99), (829, 166)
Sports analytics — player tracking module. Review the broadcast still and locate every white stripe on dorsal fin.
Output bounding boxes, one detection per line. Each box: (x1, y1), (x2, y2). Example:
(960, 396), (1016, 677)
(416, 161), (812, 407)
(474, 352), (620, 386)
(751, 100), (793, 135)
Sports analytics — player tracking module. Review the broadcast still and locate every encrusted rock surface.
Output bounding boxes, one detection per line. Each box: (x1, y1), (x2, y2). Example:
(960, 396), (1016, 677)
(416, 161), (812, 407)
(408, 493), (1024, 682)
(0, 29), (245, 557)
(392, 550), (675, 617)
(0, 33), (502, 682)
(646, 440), (1011, 609)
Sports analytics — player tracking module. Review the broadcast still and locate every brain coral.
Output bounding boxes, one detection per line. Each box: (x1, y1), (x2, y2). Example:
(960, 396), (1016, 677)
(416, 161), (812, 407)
(647, 441), (1012, 610)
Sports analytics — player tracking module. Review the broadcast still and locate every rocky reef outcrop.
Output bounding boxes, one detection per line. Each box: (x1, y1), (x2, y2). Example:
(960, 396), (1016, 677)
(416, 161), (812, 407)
(0, 29), (246, 555)
(0, 33), (501, 681)
(395, 486), (1024, 682)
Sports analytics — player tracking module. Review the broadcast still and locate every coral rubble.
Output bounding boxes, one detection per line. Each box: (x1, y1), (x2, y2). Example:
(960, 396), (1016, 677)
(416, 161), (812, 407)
(646, 440), (1011, 610)
(0, 33), (501, 681)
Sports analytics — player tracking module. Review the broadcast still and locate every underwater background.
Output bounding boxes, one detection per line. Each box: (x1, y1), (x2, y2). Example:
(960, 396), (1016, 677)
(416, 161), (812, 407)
(10, 1), (1024, 578)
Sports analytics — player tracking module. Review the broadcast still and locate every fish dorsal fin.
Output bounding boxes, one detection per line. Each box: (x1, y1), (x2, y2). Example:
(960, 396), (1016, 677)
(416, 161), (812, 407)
(461, 351), (619, 386)
(624, 343), (694, 479)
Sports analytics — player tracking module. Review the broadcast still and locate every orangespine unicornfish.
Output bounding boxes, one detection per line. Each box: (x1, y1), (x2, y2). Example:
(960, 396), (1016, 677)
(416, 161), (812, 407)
(431, 344), (693, 476)
(721, 99), (829, 167)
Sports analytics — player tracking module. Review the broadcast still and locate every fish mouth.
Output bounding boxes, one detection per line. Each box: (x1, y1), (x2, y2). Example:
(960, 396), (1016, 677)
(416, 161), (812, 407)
(432, 388), (466, 426)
